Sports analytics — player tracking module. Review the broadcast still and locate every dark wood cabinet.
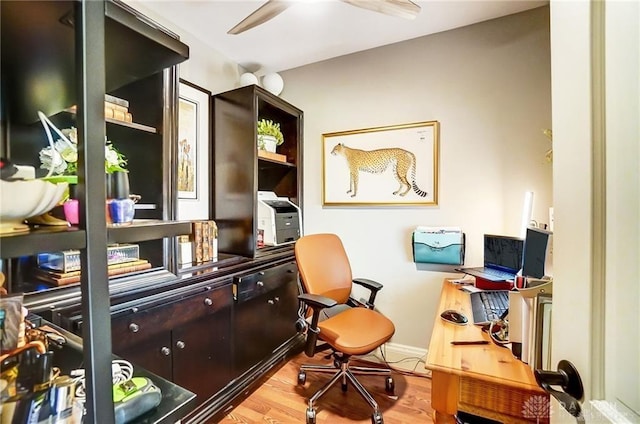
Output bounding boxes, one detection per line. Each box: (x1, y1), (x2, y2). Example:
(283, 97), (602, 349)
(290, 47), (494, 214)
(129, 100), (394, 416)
(232, 260), (300, 374)
(110, 283), (233, 402)
(115, 331), (173, 380)
(213, 85), (303, 258)
(173, 312), (233, 399)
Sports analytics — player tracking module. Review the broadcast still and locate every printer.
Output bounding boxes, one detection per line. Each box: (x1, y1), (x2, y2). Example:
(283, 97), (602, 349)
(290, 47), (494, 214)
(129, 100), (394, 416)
(257, 191), (302, 246)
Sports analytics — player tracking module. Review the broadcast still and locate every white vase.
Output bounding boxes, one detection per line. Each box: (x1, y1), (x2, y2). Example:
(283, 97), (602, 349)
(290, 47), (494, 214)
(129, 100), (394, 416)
(258, 135), (278, 153)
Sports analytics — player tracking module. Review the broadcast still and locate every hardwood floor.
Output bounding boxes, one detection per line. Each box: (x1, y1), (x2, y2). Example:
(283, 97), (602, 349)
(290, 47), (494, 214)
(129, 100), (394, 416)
(215, 351), (434, 423)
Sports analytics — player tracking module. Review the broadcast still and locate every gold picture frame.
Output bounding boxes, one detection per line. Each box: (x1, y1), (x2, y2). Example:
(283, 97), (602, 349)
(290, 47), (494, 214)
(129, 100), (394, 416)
(322, 121), (439, 206)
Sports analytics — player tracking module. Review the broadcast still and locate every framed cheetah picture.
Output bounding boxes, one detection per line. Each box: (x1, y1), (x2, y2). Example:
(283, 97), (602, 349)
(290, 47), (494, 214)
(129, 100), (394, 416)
(322, 121), (439, 206)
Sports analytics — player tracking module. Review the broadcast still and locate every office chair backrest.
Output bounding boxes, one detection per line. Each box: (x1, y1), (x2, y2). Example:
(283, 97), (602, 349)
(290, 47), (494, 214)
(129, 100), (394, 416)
(295, 233), (353, 304)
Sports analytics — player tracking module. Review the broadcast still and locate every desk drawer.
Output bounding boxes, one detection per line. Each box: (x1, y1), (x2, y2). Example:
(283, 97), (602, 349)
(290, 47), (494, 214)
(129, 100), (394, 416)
(232, 261), (297, 302)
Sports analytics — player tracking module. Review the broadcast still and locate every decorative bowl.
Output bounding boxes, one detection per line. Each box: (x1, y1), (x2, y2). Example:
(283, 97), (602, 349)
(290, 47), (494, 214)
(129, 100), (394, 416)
(0, 179), (68, 234)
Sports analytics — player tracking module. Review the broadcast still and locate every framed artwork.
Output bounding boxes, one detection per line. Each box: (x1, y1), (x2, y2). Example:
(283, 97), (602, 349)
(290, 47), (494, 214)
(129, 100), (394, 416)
(322, 121), (439, 206)
(177, 80), (211, 220)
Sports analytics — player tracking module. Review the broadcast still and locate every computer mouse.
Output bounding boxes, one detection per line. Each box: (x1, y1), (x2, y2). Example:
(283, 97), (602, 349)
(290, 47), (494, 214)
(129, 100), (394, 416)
(440, 309), (468, 325)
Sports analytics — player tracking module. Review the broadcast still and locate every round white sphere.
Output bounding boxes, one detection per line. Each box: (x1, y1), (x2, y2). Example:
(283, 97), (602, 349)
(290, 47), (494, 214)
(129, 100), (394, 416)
(262, 73), (284, 96)
(239, 72), (259, 87)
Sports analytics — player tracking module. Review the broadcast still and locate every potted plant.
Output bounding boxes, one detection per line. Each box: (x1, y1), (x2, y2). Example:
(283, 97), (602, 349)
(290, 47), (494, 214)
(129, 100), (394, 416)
(257, 119), (284, 153)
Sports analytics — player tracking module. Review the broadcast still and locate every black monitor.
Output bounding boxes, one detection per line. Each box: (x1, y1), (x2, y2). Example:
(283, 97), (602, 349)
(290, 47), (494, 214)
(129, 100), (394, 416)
(521, 227), (552, 278)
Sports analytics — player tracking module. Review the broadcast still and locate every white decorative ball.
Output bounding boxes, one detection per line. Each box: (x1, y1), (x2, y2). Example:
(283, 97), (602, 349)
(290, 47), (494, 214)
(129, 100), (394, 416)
(262, 73), (284, 96)
(239, 72), (259, 87)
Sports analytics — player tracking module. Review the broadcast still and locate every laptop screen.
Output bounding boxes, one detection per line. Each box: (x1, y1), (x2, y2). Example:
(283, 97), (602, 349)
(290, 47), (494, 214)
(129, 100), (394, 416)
(484, 235), (524, 274)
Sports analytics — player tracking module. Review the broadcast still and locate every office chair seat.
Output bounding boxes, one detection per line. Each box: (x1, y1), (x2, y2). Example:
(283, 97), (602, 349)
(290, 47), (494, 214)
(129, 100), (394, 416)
(294, 233), (396, 424)
(318, 307), (395, 355)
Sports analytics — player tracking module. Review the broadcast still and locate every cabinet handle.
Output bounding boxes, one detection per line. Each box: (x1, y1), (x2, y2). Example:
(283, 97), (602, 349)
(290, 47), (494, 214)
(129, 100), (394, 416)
(274, 297), (280, 303)
(259, 271), (265, 276)
(256, 281), (264, 287)
(160, 347), (171, 356)
(268, 299), (275, 305)
(176, 341), (186, 349)
(128, 323), (140, 333)
(204, 297), (213, 306)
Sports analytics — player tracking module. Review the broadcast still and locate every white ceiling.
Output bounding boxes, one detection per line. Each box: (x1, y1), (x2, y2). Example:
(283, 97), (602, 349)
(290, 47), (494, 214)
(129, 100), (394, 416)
(129, 0), (547, 73)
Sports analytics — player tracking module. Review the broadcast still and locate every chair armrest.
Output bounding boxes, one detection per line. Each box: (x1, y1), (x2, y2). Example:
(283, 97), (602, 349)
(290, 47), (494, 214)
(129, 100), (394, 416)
(298, 293), (338, 357)
(352, 278), (383, 308)
(298, 293), (338, 310)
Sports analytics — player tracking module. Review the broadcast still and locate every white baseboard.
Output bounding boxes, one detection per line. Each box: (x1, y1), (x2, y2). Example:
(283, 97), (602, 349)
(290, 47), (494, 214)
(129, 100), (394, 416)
(358, 342), (429, 375)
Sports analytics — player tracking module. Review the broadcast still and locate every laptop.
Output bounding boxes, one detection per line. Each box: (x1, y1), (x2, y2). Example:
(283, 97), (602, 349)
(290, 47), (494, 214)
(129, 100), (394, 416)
(456, 234), (524, 282)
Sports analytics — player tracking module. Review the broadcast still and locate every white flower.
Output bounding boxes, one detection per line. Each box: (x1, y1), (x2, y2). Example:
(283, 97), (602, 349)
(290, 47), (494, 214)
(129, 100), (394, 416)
(39, 126), (127, 175)
(105, 146), (120, 167)
(39, 146), (68, 175)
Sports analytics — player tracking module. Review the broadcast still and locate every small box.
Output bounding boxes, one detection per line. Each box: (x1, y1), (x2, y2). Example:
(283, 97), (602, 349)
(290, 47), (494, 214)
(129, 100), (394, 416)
(106, 244), (140, 265)
(177, 235), (193, 267)
(37, 244), (139, 273)
(37, 251), (81, 273)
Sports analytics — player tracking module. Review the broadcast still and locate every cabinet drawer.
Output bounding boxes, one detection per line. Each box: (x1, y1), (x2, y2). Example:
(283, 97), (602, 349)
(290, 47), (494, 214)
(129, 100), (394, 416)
(232, 261), (298, 302)
(112, 285), (232, 351)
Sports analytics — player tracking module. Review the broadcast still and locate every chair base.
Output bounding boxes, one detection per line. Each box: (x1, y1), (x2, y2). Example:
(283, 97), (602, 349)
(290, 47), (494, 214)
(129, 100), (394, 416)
(298, 354), (393, 423)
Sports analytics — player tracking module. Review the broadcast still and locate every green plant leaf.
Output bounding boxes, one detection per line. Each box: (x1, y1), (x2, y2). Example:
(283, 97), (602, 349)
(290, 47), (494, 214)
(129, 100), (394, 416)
(257, 119), (284, 145)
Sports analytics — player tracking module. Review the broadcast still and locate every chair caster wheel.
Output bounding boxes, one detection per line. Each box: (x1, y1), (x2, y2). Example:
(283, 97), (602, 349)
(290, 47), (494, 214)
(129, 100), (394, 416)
(298, 371), (307, 385)
(385, 376), (395, 394)
(306, 407), (316, 424)
(341, 381), (348, 392)
(371, 411), (384, 424)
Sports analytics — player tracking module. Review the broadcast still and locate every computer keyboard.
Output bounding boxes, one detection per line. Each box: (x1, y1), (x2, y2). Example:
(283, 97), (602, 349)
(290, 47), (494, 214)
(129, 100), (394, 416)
(470, 290), (509, 324)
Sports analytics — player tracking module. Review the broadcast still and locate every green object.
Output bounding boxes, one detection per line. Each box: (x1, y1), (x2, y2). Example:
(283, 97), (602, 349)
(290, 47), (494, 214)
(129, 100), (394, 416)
(113, 377), (162, 424)
(41, 175), (78, 184)
(257, 119), (284, 146)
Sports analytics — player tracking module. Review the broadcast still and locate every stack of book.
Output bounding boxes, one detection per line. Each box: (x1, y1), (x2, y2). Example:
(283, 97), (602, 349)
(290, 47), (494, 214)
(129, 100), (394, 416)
(104, 94), (133, 123)
(68, 94), (133, 123)
(33, 259), (152, 286)
(191, 220), (218, 264)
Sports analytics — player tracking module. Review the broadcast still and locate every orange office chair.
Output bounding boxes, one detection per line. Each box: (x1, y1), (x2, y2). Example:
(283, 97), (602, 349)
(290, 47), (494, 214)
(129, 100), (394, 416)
(294, 233), (396, 424)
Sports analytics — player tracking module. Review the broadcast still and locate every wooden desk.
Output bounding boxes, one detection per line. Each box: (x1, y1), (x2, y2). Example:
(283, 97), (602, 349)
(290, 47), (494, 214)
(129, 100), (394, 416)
(426, 280), (549, 423)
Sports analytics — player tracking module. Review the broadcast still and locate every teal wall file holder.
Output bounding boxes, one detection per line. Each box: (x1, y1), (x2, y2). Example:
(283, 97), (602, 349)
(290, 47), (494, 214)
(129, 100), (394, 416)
(412, 227), (465, 265)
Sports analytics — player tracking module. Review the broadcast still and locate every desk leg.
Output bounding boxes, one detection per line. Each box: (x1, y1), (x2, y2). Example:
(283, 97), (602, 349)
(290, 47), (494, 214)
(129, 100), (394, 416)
(431, 371), (459, 424)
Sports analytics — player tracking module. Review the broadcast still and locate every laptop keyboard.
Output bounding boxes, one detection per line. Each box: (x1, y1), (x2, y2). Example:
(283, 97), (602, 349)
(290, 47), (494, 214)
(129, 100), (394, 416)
(481, 268), (516, 280)
(470, 290), (509, 324)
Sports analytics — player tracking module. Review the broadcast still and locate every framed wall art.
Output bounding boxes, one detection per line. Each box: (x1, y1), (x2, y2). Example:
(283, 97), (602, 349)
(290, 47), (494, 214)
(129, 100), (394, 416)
(177, 80), (211, 220)
(322, 121), (439, 206)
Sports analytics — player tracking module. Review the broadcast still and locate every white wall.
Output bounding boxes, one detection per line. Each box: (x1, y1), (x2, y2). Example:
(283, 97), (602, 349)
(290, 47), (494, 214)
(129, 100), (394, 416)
(280, 7), (552, 349)
(126, 1), (241, 94)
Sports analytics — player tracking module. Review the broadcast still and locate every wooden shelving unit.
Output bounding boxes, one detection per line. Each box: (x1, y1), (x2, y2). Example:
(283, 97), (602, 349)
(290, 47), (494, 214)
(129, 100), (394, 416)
(213, 85), (303, 258)
(0, 0), (191, 421)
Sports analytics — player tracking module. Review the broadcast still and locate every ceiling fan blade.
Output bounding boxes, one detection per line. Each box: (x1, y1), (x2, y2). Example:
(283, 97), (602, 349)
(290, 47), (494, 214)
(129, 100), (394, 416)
(341, 0), (421, 20)
(228, 0), (293, 35)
